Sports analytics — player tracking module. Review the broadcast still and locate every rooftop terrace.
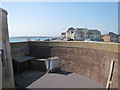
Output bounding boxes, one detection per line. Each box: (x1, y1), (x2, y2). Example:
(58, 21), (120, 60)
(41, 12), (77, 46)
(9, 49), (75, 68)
(10, 41), (120, 89)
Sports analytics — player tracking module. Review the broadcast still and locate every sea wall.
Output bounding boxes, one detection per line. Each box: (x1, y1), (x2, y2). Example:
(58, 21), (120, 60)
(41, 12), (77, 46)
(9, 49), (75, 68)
(10, 41), (120, 88)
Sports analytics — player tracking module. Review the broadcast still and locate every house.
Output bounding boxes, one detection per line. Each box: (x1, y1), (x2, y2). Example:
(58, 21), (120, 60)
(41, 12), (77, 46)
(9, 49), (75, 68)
(63, 27), (101, 41)
(109, 32), (118, 42)
(74, 28), (89, 41)
(66, 27), (76, 40)
(88, 30), (101, 41)
(101, 32), (118, 42)
(61, 32), (66, 40)
(117, 34), (120, 42)
(101, 35), (110, 42)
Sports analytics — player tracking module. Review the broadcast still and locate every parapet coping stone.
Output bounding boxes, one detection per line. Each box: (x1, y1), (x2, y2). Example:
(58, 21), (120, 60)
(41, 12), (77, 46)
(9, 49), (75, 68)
(30, 41), (120, 53)
(14, 56), (34, 63)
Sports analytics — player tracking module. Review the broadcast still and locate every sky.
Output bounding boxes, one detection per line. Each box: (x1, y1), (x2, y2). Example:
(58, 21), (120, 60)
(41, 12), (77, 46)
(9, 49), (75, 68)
(1, 2), (118, 37)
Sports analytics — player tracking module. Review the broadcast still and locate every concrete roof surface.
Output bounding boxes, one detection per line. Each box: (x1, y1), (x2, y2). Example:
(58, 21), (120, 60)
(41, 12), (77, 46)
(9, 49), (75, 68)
(27, 71), (104, 88)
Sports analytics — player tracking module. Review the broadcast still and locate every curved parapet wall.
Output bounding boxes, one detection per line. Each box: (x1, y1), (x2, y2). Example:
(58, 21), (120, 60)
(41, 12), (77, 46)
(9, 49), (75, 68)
(29, 41), (119, 88)
(10, 41), (119, 88)
(10, 42), (29, 60)
(30, 41), (119, 53)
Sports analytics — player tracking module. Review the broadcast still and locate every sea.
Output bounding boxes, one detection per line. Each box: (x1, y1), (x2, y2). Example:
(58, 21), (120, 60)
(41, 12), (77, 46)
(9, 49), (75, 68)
(9, 37), (54, 42)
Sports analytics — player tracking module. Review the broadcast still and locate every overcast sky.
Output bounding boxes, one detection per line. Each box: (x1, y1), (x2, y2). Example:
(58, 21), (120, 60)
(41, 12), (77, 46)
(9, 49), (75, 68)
(1, 2), (118, 37)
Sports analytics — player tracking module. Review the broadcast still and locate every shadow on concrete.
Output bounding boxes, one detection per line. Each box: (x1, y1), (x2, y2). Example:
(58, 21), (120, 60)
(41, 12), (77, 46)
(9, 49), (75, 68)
(15, 71), (46, 88)
(50, 70), (72, 75)
(15, 70), (72, 88)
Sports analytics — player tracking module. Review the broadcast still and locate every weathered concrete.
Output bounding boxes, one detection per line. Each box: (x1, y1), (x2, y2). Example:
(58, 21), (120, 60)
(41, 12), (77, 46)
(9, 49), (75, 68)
(27, 71), (104, 88)
(30, 41), (119, 53)
(10, 41), (119, 88)
(0, 7), (2, 90)
(0, 8), (15, 88)
(15, 70), (46, 88)
(10, 42), (29, 60)
(29, 41), (119, 88)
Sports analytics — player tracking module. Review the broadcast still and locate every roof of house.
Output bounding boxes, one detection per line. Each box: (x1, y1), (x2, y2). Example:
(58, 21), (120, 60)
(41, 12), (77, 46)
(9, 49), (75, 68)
(101, 34), (109, 36)
(107, 32), (117, 35)
(77, 28), (87, 30)
(89, 29), (100, 32)
(67, 27), (76, 32)
(61, 32), (66, 34)
(102, 32), (118, 36)
(117, 34), (120, 36)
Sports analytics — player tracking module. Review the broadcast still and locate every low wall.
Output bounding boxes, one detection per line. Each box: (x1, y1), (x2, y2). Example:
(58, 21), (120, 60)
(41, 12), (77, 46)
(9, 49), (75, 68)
(10, 42), (29, 60)
(10, 41), (120, 88)
(29, 41), (119, 88)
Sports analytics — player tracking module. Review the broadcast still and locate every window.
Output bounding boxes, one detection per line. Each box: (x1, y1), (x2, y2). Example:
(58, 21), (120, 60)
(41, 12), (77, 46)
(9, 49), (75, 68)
(111, 36), (113, 38)
(90, 36), (93, 38)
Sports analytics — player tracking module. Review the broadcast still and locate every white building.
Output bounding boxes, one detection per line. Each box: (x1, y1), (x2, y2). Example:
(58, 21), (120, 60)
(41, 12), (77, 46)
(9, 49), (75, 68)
(89, 30), (101, 41)
(109, 32), (118, 42)
(74, 28), (89, 40)
(66, 27), (76, 40)
(61, 32), (66, 40)
(62, 27), (101, 41)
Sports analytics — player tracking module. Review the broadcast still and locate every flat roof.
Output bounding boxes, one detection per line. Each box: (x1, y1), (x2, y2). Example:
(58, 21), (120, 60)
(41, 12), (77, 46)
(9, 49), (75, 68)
(27, 71), (104, 88)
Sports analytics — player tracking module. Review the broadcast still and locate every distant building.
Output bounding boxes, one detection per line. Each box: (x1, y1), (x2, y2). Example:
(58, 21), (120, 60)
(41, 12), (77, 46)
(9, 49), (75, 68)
(89, 30), (101, 41)
(61, 33), (66, 40)
(101, 32), (118, 42)
(61, 27), (101, 41)
(109, 32), (118, 42)
(101, 35), (110, 42)
(66, 27), (75, 40)
(74, 28), (89, 41)
(117, 34), (120, 42)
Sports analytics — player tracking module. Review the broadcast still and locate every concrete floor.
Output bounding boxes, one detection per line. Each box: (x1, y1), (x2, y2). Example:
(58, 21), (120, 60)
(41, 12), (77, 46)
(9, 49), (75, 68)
(15, 70), (46, 88)
(15, 70), (105, 89)
(16, 71), (104, 89)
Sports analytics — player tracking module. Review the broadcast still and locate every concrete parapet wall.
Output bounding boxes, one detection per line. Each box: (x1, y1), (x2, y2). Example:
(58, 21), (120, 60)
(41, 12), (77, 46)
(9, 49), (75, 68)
(30, 41), (119, 53)
(10, 42), (29, 60)
(10, 41), (120, 88)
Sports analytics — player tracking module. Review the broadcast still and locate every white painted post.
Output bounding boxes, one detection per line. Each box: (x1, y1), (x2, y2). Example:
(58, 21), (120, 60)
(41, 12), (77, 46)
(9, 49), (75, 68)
(106, 60), (115, 89)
